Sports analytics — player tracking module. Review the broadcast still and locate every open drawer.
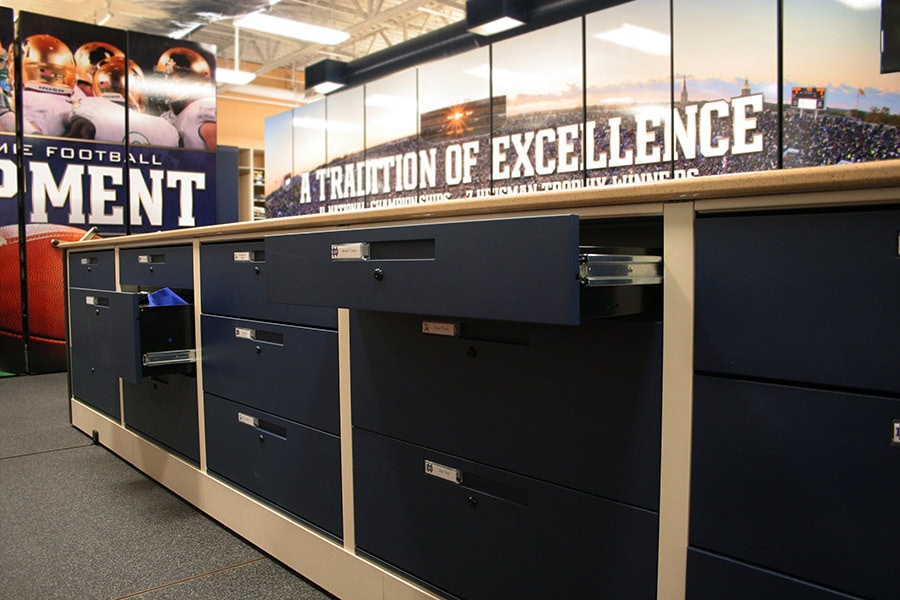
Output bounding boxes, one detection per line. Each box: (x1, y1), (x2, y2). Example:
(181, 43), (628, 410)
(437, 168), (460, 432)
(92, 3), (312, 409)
(265, 215), (661, 325)
(69, 288), (196, 384)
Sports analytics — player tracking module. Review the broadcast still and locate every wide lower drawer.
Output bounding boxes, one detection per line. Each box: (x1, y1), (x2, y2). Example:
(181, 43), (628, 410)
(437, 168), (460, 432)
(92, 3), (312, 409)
(120, 245), (193, 289)
(122, 373), (199, 464)
(686, 550), (860, 600)
(354, 428), (658, 600)
(201, 315), (339, 434)
(199, 240), (337, 329)
(205, 394), (342, 539)
(695, 206), (900, 395)
(690, 375), (900, 600)
(351, 310), (662, 509)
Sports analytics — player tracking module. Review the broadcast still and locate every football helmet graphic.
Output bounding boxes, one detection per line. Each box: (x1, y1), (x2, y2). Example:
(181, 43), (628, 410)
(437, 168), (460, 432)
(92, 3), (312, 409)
(93, 56), (145, 111)
(21, 34), (76, 95)
(74, 41), (124, 87)
(155, 47), (211, 82)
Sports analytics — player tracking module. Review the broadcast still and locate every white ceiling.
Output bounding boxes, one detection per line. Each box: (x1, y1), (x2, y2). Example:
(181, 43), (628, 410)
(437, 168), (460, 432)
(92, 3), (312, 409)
(4, 0), (467, 103)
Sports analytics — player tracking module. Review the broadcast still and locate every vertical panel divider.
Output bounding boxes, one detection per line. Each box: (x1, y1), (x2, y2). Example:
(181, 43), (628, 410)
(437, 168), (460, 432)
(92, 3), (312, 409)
(658, 201), (695, 600)
(338, 307), (355, 551)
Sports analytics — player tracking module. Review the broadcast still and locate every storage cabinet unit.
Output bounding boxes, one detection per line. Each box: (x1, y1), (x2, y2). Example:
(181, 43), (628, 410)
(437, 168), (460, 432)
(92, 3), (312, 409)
(63, 161), (900, 600)
(690, 207), (900, 600)
(199, 239), (341, 539)
(265, 214), (664, 599)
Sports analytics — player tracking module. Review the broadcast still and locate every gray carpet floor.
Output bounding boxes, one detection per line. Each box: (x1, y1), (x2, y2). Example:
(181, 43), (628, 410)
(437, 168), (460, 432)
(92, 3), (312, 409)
(0, 372), (336, 600)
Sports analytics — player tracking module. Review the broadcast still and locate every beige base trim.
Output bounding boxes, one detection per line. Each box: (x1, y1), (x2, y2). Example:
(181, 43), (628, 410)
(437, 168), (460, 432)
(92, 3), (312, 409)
(71, 398), (442, 600)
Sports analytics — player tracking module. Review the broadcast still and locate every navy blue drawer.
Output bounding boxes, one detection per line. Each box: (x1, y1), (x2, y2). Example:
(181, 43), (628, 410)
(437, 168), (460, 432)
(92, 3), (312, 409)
(691, 375), (900, 600)
(200, 240), (336, 328)
(205, 393), (342, 539)
(695, 206), (900, 394)
(69, 288), (194, 384)
(266, 215), (581, 325)
(120, 245), (193, 289)
(201, 315), (339, 434)
(351, 310), (662, 509)
(71, 357), (120, 420)
(68, 250), (116, 290)
(122, 374), (199, 464)
(687, 550), (861, 600)
(354, 428), (658, 600)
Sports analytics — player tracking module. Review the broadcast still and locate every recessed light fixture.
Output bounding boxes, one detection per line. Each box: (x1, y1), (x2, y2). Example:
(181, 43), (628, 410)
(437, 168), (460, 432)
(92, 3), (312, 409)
(466, 0), (527, 36)
(235, 11), (350, 45)
(216, 68), (256, 85)
(305, 59), (348, 95)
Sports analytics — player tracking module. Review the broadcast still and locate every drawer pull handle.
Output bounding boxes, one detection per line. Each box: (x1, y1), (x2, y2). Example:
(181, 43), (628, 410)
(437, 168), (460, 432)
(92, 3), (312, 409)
(373, 267), (384, 281)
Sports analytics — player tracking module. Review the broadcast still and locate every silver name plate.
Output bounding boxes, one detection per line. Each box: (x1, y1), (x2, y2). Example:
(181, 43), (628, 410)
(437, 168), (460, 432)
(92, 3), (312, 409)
(331, 242), (370, 261)
(424, 460), (462, 484)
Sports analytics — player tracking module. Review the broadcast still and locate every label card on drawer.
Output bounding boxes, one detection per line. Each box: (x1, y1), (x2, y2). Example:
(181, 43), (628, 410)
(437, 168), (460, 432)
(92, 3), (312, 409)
(422, 320), (460, 337)
(893, 420), (900, 446)
(425, 460), (462, 484)
(235, 327), (255, 340)
(237, 412), (259, 427)
(331, 242), (370, 261)
(233, 251), (252, 262)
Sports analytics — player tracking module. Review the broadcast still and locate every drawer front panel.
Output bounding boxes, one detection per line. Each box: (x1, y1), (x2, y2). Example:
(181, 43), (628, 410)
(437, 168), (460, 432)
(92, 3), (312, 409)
(71, 358), (120, 420)
(266, 215), (581, 325)
(69, 288), (141, 383)
(120, 245), (193, 289)
(200, 240), (337, 329)
(691, 375), (900, 600)
(68, 250), (116, 290)
(201, 315), (339, 434)
(205, 394), (342, 539)
(695, 207), (900, 394)
(122, 374), (199, 464)
(351, 311), (662, 509)
(354, 428), (658, 600)
(686, 550), (861, 600)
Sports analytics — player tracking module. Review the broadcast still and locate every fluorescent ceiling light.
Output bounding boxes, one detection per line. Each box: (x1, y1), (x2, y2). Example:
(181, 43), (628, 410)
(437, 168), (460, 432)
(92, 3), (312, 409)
(835, 0), (879, 8)
(311, 81), (344, 94)
(235, 12), (350, 45)
(217, 68), (256, 85)
(468, 16), (525, 36)
(594, 24), (670, 57)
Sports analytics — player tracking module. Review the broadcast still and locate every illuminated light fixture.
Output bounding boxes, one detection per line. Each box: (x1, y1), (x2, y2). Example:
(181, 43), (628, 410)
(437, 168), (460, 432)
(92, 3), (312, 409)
(305, 58), (347, 95)
(466, 0), (527, 36)
(217, 27), (256, 85)
(97, 13), (112, 26)
(217, 68), (256, 85)
(594, 24), (670, 57)
(234, 11), (349, 45)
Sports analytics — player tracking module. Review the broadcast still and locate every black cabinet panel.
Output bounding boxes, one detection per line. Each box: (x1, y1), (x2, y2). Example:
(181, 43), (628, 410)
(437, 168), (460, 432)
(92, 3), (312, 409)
(691, 375), (900, 600)
(354, 428), (658, 600)
(695, 207), (900, 395)
(205, 394), (342, 539)
(68, 250), (115, 290)
(201, 315), (339, 434)
(122, 374), (199, 464)
(351, 311), (662, 509)
(120, 245), (193, 289)
(70, 357), (120, 420)
(687, 550), (862, 600)
(266, 215), (581, 325)
(200, 240), (337, 329)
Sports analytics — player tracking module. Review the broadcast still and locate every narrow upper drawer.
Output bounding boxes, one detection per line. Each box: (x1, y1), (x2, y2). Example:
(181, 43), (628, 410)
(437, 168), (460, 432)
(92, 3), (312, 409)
(200, 240), (337, 329)
(265, 215), (582, 325)
(68, 250), (115, 290)
(120, 245), (193, 289)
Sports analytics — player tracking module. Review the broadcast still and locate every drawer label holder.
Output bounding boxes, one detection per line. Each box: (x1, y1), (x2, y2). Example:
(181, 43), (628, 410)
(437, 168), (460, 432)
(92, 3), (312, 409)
(425, 460), (463, 484)
(893, 420), (900, 446)
(331, 242), (370, 261)
(422, 320), (460, 337)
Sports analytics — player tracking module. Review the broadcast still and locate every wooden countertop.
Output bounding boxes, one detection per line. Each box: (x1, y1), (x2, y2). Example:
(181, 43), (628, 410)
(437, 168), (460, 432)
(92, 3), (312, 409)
(61, 159), (900, 249)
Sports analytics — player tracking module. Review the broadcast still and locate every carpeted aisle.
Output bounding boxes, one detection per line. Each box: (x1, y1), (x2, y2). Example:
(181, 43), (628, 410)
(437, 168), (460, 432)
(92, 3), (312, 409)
(0, 372), (335, 600)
